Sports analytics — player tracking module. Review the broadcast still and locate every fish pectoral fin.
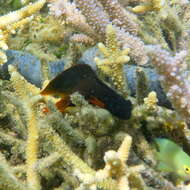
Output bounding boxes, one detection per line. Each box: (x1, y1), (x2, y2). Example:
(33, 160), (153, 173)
(56, 96), (71, 113)
(157, 161), (173, 172)
(88, 96), (105, 108)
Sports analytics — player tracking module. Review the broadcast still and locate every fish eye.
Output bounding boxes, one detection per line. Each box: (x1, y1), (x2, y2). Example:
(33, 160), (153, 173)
(184, 165), (190, 174)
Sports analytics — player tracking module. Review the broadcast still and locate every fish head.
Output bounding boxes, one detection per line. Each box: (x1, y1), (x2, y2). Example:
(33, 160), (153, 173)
(174, 165), (190, 180)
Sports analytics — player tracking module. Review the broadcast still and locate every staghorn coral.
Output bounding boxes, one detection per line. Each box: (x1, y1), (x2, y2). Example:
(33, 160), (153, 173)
(0, 152), (26, 190)
(132, 0), (165, 13)
(8, 65), (42, 190)
(0, 66), (119, 190)
(8, 13), (69, 63)
(0, 16), (33, 64)
(0, 0), (46, 64)
(65, 92), (115, 137)
(69, 34), (95, 46)
(48, 0), (97, 41)
(147, 45), (190, 123)
(49, 0), (148, 65)
(98, 0), (139, 35)
(2, 63), (190, 189)
(74, 134), (146, 190)
(95, 24), (130, 96)
(39, 118), (119, 190)
(2, 0), (190, 189)
(144, 91), (158, 110)
(138, 0), (187, 52)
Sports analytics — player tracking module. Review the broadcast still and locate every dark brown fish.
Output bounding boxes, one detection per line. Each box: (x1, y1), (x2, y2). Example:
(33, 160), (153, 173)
(41, 64), (132, 119)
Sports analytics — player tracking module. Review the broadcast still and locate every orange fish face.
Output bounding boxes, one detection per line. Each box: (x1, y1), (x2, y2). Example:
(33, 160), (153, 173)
(40, 64), (132, 119)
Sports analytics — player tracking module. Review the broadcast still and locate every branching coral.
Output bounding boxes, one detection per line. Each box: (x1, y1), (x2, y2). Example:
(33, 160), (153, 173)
(70, 34), (95, 45)
(137, 0), (187, 52)
(1, 54), (190, 190)
(0, 152), (26, 190)
(48, 0), (97, 40)
(0, 63), (174, 190)
(147, 45), (190, 123)
(65, 92), (115, 137)
(49, 0), (148, 65)
(144, 91), (158, 110)
(8, 65), (42, 190)
(98, 0), (139, 34)
(39, 118), (119, 190)
(131, 91), (190, 157)
(2, 0), (190, 189)
(0, 0), (46, 64)
(74, 134), (146, 190)
(132, 0), (165, 13)
(95, 24), (130, 96)
(0, 67), (118, 190)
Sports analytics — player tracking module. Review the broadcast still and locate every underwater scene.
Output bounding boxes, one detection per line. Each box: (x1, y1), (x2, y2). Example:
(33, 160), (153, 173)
(1, 0), (190, 189)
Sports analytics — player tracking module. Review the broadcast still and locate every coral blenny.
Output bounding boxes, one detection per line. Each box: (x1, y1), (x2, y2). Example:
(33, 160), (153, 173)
(41, 64), (132, 119)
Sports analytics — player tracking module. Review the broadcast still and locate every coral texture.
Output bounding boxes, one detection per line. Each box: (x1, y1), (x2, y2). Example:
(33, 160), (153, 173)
(1, 0), (190, 189)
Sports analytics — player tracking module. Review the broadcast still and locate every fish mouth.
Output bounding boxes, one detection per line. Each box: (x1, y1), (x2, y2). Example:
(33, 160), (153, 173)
(40, 89), (51, 95)
(183, 174), (190, 181)
(40, 90), (50, 96)
(40, 86), (58, 96)
(40, 88), (69, 98)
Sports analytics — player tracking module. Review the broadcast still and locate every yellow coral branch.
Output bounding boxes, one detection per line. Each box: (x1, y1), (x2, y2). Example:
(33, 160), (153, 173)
(0, 152), (26, 190)
(73, 134), (144, 190)
(26, 100), (41, 190)
(118, 135), (132, 162)
(8, 65), (40, 99)
(39, 119), (118, 190)
(0, 0), (46, 64)
(0, 0), (46, 28)
(144, 91), (158, 110)
(132, 0), (165, 13)
(95, 24), (130, 96)
(8, 66), (42, 190)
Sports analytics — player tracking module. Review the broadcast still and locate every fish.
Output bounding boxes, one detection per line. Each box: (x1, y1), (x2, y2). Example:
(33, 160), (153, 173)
(40, 64), (132, 119)
(154, 138), (190, 180)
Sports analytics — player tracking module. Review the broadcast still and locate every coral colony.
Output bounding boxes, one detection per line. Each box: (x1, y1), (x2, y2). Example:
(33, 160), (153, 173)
(1, 0), (190, 190)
